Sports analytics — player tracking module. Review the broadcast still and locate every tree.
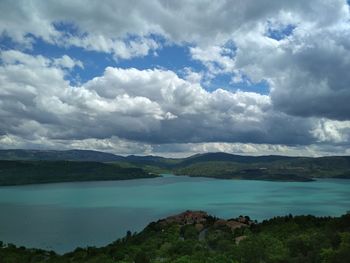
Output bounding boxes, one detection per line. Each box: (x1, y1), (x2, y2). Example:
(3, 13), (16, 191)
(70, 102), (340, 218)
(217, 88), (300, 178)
(135, 251), (150, 263)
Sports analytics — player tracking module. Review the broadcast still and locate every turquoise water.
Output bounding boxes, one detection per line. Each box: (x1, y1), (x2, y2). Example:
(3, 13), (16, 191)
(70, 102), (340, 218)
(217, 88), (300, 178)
(0, 175), (349, 253)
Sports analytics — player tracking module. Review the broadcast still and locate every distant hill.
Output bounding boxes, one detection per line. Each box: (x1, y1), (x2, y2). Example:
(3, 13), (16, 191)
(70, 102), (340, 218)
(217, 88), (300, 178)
(0, 149), (300, 163)
(172, 153), (350, 181)
(0, 149), (177, 167)
(0, 149), (124, 162)
(1, 149), (350, 182)
(177, 152), (296, 166)
(0, 160), (156, 186)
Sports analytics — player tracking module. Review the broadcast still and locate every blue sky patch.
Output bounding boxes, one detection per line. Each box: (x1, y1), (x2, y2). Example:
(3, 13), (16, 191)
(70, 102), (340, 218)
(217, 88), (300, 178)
(117, 42), (204, 73)
(31, 36), (112, 85)
(267, 24), (296, 41)
(208, 73), (269, 94)
(53, 21), (83, 37)
(0, 32), (270, 94)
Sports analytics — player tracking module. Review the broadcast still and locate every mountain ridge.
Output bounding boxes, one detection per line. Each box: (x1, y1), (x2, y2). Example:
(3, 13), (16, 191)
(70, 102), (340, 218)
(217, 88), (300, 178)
(1, 148), (347, 162)
(1, 149), (350, 183)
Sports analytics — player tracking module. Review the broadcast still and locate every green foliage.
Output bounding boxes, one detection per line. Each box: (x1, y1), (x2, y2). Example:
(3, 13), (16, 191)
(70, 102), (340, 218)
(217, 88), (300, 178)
(1, 213), (349, 262)
(172, 156), (350, 181)
(320, 232), (350, 263)
(1, 150), (350, 182)
(180, 224), (199, 240)
(0, 160), (157, 186)
(169, 153), (350, 181)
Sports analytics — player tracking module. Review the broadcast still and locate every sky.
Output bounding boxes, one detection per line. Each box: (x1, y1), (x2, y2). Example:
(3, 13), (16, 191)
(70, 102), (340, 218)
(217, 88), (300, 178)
(0, 0), (350, 157)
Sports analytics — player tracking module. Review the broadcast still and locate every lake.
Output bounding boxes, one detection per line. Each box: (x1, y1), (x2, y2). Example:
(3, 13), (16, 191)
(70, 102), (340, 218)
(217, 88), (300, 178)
(0, 175), (349, 253)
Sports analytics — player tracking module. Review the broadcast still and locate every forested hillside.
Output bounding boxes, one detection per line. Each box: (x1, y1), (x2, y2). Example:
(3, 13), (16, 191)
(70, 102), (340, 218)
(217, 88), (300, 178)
(0, 160), (156, 186)
(1, 211), (349, 262)
(1, 150), (350, 183)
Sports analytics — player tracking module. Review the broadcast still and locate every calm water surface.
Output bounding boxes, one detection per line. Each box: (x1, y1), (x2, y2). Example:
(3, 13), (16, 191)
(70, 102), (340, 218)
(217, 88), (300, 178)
(0, 175), (349, 253)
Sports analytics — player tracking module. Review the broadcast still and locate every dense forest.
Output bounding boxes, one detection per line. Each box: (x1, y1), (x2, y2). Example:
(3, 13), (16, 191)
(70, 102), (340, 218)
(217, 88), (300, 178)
(0, 160), (156, 186)
(0, 211), (349, 262)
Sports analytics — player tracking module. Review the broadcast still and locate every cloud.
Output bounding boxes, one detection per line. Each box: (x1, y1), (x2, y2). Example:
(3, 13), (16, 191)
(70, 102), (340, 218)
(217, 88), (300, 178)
(186, 1), (347, 121)
(81, 66), (318, 145)
(65, 35), (160, 60)
(0, 50), (319, 147)
(1, 1), (350, 155)
(2, 133), (350, 158)
(0, 0), (161, 59)
(0, 134), (153, 155)
(269, 26), (350, 120)
(230, 17), (350, 121)
(2, 1), (347, 51)
(53, 55), (83, 69)
(312, 119), (350, 143)
(189, 44), (236, 80)
(151, 142), (350, 158)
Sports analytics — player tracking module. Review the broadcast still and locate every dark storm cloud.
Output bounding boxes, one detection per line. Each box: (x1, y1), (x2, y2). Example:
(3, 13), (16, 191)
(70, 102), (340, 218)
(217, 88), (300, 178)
(270, 32), (350, 120)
